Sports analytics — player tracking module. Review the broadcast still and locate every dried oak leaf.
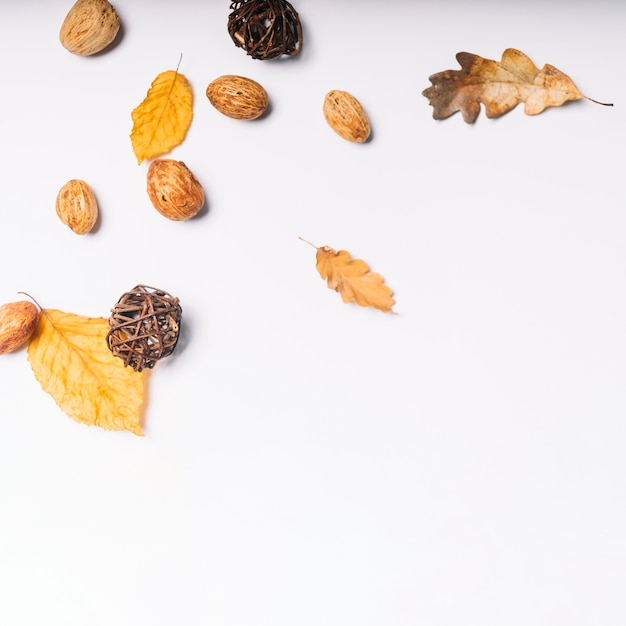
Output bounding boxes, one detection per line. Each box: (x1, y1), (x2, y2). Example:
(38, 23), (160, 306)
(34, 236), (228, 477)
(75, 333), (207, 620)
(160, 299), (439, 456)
(131, 69), (193, 164)
(303, 239), (396, 313)
(27, 309), (147, 435)
(423, 48), (612, 123)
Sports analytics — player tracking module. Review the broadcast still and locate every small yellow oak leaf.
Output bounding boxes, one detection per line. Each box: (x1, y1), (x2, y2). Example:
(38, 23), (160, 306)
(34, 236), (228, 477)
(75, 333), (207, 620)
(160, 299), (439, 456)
(302, 239), (396, 313)
(27, 309), (147, 435)
(130, 69), (193, 164)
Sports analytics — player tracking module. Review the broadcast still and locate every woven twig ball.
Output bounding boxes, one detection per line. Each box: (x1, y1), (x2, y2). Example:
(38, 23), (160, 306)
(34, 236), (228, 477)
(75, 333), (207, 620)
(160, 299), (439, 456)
(227, 0), (302, 60)
(106, 285), (182, 372)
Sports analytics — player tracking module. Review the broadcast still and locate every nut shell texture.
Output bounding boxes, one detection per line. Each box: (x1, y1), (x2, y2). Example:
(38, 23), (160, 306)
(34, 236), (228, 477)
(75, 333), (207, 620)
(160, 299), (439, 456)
(147, 159), (205, 221)
(55, 179), (99, 234)
(0, 301), (39, 355)
(206, 75), (269, 120)
(323, 90), (371, 143)
(59, 0), (120, 56)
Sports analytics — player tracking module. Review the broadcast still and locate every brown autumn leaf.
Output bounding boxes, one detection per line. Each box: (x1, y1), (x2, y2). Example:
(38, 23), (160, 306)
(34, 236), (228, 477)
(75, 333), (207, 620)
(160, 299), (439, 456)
(301, 238), (396, 313)
(27, 309), (147, 435)
(130, 68), (193, 164)
(422, 48), (612, 123)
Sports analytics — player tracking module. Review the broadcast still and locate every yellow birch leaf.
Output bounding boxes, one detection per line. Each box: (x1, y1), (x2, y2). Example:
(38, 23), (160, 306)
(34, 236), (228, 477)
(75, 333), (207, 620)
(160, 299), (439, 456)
(27, 309), (147, 435)
(303, 239), (396, 313)
(130, 69), (193, 164)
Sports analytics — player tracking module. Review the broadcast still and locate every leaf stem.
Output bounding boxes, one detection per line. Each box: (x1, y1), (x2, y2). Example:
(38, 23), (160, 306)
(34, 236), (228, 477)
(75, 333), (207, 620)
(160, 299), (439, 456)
(298, 236), (318, 249)
(584, 95), (613, 107)
(17, 291), (43, 310)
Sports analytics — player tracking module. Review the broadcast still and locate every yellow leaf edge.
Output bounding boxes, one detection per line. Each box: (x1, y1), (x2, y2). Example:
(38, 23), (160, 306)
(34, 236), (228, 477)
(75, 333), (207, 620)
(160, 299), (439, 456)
(26, 308), (149, 436)
(130, 68), (194, 165)
(300, 237), (398, 314)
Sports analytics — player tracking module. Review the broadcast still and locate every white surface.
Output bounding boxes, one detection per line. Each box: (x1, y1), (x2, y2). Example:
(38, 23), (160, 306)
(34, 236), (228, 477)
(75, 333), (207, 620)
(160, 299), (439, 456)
(1, 1), (625, 625)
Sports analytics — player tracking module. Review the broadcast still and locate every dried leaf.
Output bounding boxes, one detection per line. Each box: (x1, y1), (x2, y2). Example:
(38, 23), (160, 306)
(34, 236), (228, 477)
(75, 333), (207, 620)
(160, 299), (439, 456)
(423, 48), (612, 123)
(130, 69), (193, 164)
(27, 309), (147, 435)
(303, 239), (395, 313)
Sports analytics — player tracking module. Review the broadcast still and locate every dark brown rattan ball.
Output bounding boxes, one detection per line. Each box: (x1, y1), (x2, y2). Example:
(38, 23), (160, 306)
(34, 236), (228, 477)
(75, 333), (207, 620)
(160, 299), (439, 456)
(106, 285), (182, 372)
(227, 0), (303, 60)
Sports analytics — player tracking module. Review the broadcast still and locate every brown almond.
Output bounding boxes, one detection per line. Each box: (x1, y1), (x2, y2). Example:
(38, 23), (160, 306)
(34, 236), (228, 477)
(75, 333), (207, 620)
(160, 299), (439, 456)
(0, 301), (39, 355)
(146, 159), (205, 221)
(323, 90), (371, 143)
(59, 0), (121, 56)
(56, 179), (99, 234)
(206, 75), (269, 120)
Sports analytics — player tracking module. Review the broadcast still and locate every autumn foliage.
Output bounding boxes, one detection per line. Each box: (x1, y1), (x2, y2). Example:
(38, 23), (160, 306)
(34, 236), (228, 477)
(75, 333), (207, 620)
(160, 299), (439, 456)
(301, 239), (395, 313)
(27, 309), (147, 435)
(6, 40), (612, 438)
(130, 69), (193, 164)
(423, 48), (611, 123)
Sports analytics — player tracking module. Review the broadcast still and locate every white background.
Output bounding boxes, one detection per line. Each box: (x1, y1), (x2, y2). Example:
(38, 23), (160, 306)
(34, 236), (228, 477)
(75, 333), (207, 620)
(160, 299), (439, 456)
(1, 1), (625, 625)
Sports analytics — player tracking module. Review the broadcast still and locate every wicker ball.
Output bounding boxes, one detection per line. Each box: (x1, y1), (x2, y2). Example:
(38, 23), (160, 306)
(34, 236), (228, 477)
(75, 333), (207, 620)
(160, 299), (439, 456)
(106, 285), (182, 372)
(227, 0), (303, 60)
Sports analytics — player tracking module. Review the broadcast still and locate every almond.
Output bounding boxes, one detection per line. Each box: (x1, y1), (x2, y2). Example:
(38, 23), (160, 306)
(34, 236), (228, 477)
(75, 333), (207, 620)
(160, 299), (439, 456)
(323, 90), (371, 143)
(206, 75), (269, 120)
(59, 0), (121, 56)
(0, 301), (39, 355)
(146, 159), (205, 221)
(56, 179), (99, 234)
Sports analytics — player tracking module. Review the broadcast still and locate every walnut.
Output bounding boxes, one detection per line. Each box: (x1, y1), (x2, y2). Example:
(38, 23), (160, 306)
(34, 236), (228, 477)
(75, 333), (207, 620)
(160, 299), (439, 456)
(59, 0), (121, 56)
(146, 159), (205, 221)
(323, 90), (371, 143)
(0, 301), (39, 355)
(55, 179), (99, 235)
(206, 75), (269, 120)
